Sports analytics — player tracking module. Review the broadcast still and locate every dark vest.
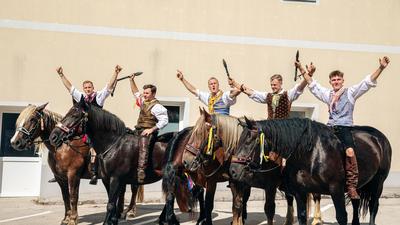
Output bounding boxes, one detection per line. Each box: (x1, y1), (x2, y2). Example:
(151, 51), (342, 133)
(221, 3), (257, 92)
(266, 91), (291, 119)
(136, 99), (160, 129)
(79, 93), (102, 108)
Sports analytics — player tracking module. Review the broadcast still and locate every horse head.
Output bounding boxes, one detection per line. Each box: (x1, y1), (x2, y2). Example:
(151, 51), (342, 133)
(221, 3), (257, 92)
(11, 103), (49, 151)
(182, 108), (220, 172)
(229, 116), (261, 183)
(50, 99), (89, 147)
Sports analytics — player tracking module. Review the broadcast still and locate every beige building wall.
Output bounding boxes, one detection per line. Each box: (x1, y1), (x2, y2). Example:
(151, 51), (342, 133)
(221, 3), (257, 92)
(1, 1), (399, 175)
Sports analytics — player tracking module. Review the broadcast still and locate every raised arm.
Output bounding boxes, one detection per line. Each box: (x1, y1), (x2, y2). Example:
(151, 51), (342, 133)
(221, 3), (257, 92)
(176, 70), (198, 96)
(107, 65), (122, 90)
(228, 77), (254, 96)
(227, 78), (241, 98)
(56, 66), (73, 92)
(129, 74), (140, 96)
(295, 61), (315, 85)
(371, 56), (390, 82)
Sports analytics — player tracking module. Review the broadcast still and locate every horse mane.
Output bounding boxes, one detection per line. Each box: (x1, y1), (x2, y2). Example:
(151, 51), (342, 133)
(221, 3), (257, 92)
(88, 106), (126, 135)
(214, 114), (243, 154)
(164, 127), (193, 164)
(256, 118), (320, 159)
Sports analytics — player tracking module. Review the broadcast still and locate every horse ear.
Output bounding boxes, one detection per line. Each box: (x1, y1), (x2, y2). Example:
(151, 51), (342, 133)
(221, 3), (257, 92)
(36, 102), (49, 112)
(237, 118), (246, 127)
(203, 108), (212, 122)
(199, 107), (203, 115)
(78, 97), (90, 111)
(244, 116), (255, 129)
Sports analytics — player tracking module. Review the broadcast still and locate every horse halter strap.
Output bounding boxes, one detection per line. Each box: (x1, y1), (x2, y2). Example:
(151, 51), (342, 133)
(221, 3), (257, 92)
(16, 111), (44, 142)
(56, 112), (88, 138)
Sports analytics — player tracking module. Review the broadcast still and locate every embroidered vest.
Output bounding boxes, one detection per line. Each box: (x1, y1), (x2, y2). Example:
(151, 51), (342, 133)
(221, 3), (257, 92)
(136, 99), (160, 129)
(208, 92), (230, 115)
(266, 91), (291, 119)
(327, 89), (354, 126)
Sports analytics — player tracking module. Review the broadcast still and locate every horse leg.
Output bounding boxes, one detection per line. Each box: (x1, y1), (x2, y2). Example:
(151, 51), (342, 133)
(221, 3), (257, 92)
(351, 199), (361, 225)
(242, 186), (251, 223)
(67, 171), (81, 225)
(203, 182), (217, 225)
(283, 193), (294, 225)
(121, 184), (139, 219)
(264, 187), (277, 225)
(57, 179), (72, 225)
(368, 177), (385, 225)
(330, 187), (348, 225)
(194, 186), (206, 225)
(103, 177), (122, 225)
(311, 193), (322, 225)
(230, 181), (245, 225)
(294, 192), (308, 225)
(165, 192), (180, 225)
(116, 184), (126, 219)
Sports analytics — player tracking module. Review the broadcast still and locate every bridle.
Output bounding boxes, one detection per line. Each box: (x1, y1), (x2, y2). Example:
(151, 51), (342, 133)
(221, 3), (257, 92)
(56, 111), (88, 142)
(15, 111), (45, 145)
(231, 128), (281, 173)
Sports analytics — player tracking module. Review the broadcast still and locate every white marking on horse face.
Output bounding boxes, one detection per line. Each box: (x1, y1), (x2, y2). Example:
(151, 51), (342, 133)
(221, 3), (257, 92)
(10, 118), (25, 143)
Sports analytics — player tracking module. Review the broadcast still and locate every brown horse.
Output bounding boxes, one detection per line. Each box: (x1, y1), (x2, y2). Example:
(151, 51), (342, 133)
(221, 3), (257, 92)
(178, 108), (252, 225)
(183, 109), (324, 225)
(48, 100), (196, 225)
(10, 104), (142, 225)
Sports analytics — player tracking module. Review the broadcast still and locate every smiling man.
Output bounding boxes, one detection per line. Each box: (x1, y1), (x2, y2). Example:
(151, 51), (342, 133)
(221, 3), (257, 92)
(130, 74), (168, 183)
(298, 56), (390, 199)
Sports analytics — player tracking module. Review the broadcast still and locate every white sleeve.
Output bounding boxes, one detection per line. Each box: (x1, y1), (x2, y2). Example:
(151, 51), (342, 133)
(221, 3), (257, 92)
(221, 91), (237, 106)
(308, 80), (331, 105)
(249, 90), (268, 104)
(70, 86), (84, 102)
(196, 90), (210, 106)
(95, 85), (111, 107)
(151, 104), (169, 129)
(287, 83), (304, 103)
(348, 74), (377, 101)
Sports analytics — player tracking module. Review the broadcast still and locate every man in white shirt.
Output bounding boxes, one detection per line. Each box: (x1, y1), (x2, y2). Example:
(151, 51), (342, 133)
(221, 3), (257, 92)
(130, 75), (168, 183)
(177, 70), (241, 115)
(297, 56), (390, 199)
(229, 69), (309, 168)
(56, 65), (122, 184)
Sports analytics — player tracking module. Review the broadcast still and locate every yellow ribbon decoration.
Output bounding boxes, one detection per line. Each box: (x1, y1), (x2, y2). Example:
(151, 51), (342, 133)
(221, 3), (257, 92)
(259, 132), (269, 164)
(206, 127), (214, 155)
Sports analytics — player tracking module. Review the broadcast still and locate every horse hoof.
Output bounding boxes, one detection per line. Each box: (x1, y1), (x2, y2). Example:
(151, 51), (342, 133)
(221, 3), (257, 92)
(67, 220), (78, 225)
(60, 218), (70, 225)
(351, 220), (360, 225)
(126, 209), (137, 218)
(196, 219), (206, 225)
(311, 218), (322, 225)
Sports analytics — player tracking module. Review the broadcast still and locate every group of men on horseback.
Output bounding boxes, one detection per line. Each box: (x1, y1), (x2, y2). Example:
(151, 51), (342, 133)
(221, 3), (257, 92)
(53, 54), (389, 202)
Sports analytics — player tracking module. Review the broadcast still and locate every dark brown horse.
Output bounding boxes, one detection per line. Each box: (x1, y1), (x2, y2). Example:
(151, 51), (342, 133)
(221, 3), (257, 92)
(49, 101), (195, 225)
(10, 104), (142, 225)
(181, 109), (251, 225)
(230, 117), (392, 225)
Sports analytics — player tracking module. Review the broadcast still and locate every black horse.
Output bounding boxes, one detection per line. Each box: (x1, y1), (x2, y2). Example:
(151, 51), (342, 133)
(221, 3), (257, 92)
(230, 117), (391, 225)
(49, 101), (196, 225)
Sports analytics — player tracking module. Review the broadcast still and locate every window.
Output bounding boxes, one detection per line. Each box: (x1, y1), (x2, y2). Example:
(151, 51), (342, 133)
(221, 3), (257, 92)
(161, 106), (180, 134)
(290, 103), (319, 120)
(1, 113), (37, 157)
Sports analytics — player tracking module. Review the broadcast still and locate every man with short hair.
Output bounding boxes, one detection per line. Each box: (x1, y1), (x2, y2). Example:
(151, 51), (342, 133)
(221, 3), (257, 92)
(229, 69), (309, 167)
(297, 56), (390, 199)
(56, 65), (122, 184)
(130, 75), (168, 183)
(177, 70), (240, 115)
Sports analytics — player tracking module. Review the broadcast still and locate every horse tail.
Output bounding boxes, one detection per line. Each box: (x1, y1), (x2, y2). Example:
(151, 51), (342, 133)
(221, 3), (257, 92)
(136, 185), (144, 203)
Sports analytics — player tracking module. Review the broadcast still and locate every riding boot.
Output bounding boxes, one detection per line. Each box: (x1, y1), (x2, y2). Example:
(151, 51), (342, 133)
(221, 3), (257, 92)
(345, 155), (360, 199)
(48, 177), (57, 183)
(89, 157), (98, 185)
(137, 136), (150, 183)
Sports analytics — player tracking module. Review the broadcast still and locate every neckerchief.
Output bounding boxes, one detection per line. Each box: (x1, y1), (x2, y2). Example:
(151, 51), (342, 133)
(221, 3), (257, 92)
(329, 87), (345, 112)
(208, 90), (223, 114)
(85, 92), (96, 103)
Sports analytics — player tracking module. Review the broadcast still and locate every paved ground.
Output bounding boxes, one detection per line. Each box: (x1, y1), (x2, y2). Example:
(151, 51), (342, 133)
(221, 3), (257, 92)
(1, 188), (400, 225)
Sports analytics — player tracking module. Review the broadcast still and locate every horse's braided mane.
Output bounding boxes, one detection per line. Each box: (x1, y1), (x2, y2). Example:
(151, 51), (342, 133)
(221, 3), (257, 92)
(88, 105), (126, 135)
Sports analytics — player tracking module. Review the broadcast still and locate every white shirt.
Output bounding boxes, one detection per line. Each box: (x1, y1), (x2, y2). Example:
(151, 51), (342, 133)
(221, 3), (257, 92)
(308, 74), (377, 105)
(70, 85), (111, 107)
(248, 83), (304, 104)
(196, 90), (237, 106)
(133, 92), (169, 129)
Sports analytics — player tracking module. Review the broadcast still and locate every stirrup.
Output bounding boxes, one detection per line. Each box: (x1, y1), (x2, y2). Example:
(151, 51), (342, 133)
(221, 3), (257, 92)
(137, 169), (146, 183)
